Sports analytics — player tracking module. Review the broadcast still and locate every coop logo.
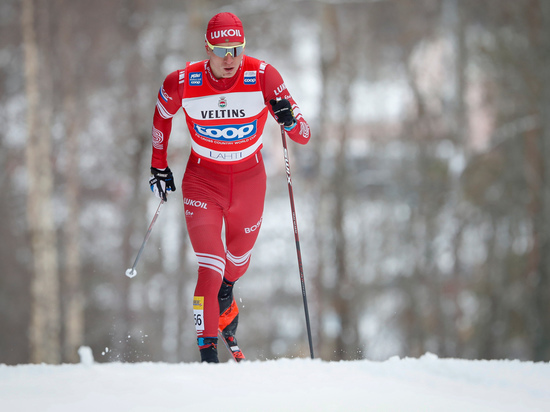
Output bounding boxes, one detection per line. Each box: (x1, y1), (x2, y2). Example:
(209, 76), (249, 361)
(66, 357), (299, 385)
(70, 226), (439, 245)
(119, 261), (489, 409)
(193, 120), (257, 141)
(244, 71), (257, 85)
(189, 72), (203, 86)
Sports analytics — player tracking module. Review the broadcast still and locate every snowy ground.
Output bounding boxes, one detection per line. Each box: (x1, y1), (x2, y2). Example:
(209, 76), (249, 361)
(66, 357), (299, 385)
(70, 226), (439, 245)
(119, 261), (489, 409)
(1, 351), (549, 412)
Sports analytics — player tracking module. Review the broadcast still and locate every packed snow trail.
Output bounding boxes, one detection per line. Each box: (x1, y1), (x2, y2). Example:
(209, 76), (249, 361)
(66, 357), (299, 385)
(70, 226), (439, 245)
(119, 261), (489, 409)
(1, 353), (549, 411)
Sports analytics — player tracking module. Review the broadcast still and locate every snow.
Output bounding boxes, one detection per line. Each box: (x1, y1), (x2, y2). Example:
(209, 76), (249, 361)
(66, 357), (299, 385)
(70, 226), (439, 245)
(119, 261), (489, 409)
(1, 351), (549, 411)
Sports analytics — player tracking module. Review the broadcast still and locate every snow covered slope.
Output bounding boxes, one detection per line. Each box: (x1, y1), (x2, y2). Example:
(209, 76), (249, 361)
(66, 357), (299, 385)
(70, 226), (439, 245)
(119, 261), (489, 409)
(1, 353), (549, 411)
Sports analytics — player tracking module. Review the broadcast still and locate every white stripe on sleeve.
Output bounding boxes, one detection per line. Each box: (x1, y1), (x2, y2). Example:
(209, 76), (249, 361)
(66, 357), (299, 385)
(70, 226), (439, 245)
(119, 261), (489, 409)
(156, 99), (175, 119)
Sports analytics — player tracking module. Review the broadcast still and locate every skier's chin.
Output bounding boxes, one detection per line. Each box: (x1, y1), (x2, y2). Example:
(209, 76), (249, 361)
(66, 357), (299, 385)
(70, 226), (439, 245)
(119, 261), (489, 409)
(221, 67), (236, 77)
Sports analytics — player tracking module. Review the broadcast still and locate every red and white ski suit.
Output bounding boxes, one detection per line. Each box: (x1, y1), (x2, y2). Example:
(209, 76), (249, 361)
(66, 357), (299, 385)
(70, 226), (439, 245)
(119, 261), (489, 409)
(151, 55), (310, 341)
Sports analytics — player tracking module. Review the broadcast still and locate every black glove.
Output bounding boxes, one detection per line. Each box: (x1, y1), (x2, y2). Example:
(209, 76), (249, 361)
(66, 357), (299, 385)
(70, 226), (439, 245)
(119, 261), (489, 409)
(270, 99), (296, 128)
(149, 167), (176, 201)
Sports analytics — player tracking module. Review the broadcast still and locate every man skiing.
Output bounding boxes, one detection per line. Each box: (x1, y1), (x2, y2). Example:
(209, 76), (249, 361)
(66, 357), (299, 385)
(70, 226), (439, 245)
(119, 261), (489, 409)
(149, 12), (310, 363)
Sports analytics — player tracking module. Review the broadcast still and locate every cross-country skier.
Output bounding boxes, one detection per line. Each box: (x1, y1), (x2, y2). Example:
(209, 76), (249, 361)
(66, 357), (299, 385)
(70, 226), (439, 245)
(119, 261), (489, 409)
(149, 12), (310, 363)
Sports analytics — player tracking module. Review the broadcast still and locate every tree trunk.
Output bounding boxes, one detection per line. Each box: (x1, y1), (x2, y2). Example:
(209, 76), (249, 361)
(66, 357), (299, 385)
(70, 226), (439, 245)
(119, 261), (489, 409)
(534, 0), (550, 361)
(22, 0), (60, 364)
(62, 82), (84, 363)
(54, 0), (85, 364)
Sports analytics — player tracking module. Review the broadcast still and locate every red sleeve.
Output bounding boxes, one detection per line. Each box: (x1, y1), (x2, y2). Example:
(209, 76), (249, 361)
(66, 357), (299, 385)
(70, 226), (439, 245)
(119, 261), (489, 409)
(151, 70), (184, 169)
(260, 64), (311, 145)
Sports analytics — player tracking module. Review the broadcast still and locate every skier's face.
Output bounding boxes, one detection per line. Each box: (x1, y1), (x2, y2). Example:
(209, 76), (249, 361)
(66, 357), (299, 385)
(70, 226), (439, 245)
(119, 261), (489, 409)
(206, 41), (245, 79)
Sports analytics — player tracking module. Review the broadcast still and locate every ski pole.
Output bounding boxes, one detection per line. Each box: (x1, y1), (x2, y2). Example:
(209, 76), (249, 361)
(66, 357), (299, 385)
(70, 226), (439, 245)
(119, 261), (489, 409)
(125, 198), (165, 278)
(280, 124), (315, 359)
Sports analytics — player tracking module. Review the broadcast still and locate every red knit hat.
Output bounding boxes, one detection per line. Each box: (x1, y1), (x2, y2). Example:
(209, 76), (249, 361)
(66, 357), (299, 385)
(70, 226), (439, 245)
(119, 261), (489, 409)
(206, 12), (245, 45)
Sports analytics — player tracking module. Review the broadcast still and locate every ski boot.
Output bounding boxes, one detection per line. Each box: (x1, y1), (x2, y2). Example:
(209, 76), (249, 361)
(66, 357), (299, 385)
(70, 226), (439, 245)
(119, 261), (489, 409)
(198, 337), (219, 363)
(218, 279), (245, 362)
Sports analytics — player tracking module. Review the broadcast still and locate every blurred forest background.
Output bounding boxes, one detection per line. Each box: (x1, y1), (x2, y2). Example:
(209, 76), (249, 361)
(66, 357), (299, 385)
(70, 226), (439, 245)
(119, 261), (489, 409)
(1, 0), (550, 365)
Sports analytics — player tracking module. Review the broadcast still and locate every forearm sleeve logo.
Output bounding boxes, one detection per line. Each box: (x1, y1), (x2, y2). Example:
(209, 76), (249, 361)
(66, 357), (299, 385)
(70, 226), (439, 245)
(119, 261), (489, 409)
(152, 127), (164, 149)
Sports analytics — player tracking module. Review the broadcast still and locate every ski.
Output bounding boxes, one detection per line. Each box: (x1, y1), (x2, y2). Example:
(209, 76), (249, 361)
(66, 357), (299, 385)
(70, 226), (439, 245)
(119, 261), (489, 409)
(218, 328), (245, 362)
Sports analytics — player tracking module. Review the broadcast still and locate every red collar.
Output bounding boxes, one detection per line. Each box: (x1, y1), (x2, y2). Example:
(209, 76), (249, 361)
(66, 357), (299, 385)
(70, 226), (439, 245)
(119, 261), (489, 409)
(205, 59), (243, 90)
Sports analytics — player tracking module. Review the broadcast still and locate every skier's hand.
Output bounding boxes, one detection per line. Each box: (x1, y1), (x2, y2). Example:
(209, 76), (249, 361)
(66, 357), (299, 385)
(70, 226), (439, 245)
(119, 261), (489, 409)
(149, 167), (176, 201)
(270, 99), (296, 129)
